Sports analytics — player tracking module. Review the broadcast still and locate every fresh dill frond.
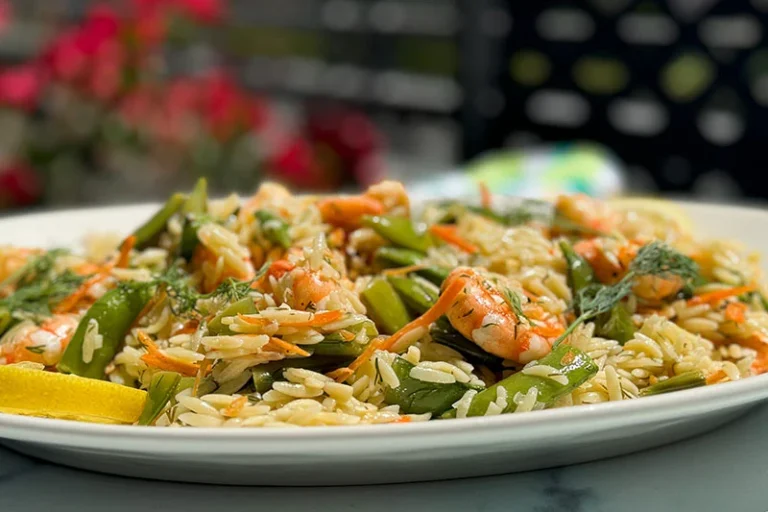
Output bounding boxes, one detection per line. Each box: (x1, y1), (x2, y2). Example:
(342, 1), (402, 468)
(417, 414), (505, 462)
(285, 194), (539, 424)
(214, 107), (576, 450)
(152, 263), (201, 315)
(628, 241), (699, 281)
(0, 269), (85, 318)
(577, 281), (634, 318)
(210, 277), (256, 303)
(502, 287), (529, 323)
(0, 248), (70, 289)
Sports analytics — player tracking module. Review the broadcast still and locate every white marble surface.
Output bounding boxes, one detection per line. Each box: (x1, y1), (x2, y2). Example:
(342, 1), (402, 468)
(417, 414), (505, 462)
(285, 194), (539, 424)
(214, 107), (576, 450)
(2, 405), (768, 511)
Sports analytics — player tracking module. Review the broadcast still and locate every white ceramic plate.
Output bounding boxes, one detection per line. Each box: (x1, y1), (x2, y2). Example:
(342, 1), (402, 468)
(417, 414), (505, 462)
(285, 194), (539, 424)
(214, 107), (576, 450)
(1, 200), (768, 486)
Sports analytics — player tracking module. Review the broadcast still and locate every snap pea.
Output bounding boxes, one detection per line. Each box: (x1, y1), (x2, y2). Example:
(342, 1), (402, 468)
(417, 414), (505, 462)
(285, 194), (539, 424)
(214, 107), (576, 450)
(373, 247), (449, 285)
(362, 215), (432, 253)
(251, 356), (348, 394)
(207, 298), (257, 335)
(132, 193), (187, 250)
(179, 178), (209, 259)
(383, 356), (482, 415)
(443, 344), (598, 418)
(640, 371), (706, 396)
(595, 302), (636, 344)
(360, 278), (411, 335)
(560, 241), (595, 314)
(57, 283), (154, 379)
(312, 320), (377, 357)
(430, 317), (503, 368)
(138, 371), (182, 426)
(387, 276), (438, 315)
(254, 210), (291, 249)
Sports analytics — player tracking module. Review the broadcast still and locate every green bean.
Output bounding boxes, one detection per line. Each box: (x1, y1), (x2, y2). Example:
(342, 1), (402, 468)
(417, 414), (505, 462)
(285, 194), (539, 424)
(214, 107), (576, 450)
(183, 177), (208, 214)
(360, 278), (411, 335)
(388, 276), (438, 315)
(313, 321), (377, 358)
(595, 303), (636, 344)
(373, 247), (449, 285)
(251, 356), (347, 394)
(138, 371), (182, 426)
(254, 210), (291, 249)
(132, 193), (187, 250)
(362, 215), (432, 253)
(443, 345), (598, 418)
(207, 298), (257, 335)
(640, 371), (706, 396)
(383, 356), (482, 415)
(57, 283), (154, 379)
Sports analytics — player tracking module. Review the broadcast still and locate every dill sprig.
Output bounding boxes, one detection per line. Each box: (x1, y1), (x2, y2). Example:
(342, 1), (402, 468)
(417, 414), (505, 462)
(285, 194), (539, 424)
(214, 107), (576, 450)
(554, 242), (698, 347)
(0, 269), (85, 319)
(502, 287), (529, 323)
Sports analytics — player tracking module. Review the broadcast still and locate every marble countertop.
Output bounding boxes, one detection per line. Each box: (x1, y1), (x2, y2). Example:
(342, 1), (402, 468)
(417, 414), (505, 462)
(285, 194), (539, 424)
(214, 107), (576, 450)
(2, 406), (768, 512)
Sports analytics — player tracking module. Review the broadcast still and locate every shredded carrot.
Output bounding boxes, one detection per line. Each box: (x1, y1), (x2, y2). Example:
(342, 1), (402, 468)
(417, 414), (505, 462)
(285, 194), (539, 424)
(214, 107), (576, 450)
(429, 225), (478, 254)
(479, 181), (492, 209)
(238, 310), (343, 328)
(328, 227), (346, 248)
(394, 415), (412, 424)
(688, 285), (756, 306)
(327, 367), (354, 382)
(249, 243), (265, 269)
(53, 273), (109, 314)
(137, 331), (203, 377)
(732, 334), (768, 374)
(706, 369), (727, 385)
(193, 359), (212, 396)
(725, 302), (748, 323)
(339, 329), (356, 341)
(522, 289), (539, 302)
(336, 277), (466, 381)
(382, 264), (429, 277)
(222, 396), (248, 417)
(116, 235), (136, 268)
(264, 337), (311, 357)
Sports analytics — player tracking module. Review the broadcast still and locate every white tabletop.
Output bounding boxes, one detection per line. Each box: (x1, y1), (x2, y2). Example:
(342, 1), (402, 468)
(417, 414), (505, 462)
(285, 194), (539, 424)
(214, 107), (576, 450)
(1, 404), (768, 512)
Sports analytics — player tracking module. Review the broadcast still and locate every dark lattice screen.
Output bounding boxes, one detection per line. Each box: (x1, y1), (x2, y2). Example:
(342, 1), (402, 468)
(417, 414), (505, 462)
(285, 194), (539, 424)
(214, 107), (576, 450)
(471, 0), (768, 197)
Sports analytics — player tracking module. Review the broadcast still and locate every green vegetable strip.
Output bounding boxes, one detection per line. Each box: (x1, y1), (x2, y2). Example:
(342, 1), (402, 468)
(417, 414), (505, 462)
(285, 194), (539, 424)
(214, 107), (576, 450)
(444, 345), (598, 418)
(640, 371), (706, 396)
(373, 247), (449, 285)
(312, 340), (366, 358)
(132, 193), (187, 249)
(595, 303), (636, 344)
(183, 177), (208, 214)
(138, 371), (182, 426)
(430, 318), (503, 368)
(57, 284), (154, 379)
(362, 215), (432, 253)
(560, 240), (595, 314)
(254, 210), (291, 249)
(251, 356), (349, 393)
(388, 276), (438, 315)
(360, 279), (412, 335)
(207, 298), (257, 335)
(384, 356), (481, 415)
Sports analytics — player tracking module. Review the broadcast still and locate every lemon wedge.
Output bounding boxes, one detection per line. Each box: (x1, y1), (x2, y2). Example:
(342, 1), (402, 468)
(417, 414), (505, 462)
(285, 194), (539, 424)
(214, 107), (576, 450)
(608, 197), (694, 235)
(0, 365), (146, 424)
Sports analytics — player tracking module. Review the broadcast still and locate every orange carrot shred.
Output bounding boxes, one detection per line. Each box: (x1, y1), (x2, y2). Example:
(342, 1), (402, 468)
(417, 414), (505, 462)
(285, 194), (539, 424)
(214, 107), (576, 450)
(265, 337), (311, 357)
(222, 396), (248, 417)
(193, 359), (212, 396)
(731, 334), (768, 375)
(116, 235), (136, 268)
(479, 181), (492, 209)
(137, 331), (202, 377)
(327, 367), (354, 382)
(706, 369), (727, 385)
(688, 285), (756, 306)
(238, 310), (343, 328)
(336, 277), (466, 381)
(394, 415), (412, 424)
(429, 225), (478, 254)
(53, 273), (109, 314)
(725, 302), (748, 323)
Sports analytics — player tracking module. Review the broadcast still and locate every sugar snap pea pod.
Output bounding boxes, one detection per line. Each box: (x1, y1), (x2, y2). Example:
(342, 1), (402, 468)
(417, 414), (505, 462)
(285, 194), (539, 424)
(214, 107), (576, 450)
(132, 193), (187, 250)
(640, 371), (706, 396)
(361, 278), (411, 335)
(388, 276), (438, 315)
(383, 356), (482, 415)
(362, 215), (432, 253)
(207, 298), (257, 335)
(313, 320), (377, 357)
(443, 345), (598, 418)
(138, 371), (182, 426)
(374, 247), (449, 285)
(254, 210), (291, 249)
(560, 241), (595, 313)
(430, 318), (503, 368)
(178, 178), (209, 258)
(251, 356), (348, 393)
(595, 303), (636, 344)
(57, 283), (154, 379)
(183, 177), (208, 214)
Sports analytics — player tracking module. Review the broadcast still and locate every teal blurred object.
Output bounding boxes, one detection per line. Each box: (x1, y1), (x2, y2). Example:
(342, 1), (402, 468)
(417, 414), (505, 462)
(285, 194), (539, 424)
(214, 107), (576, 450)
(407, 143), (624, 199)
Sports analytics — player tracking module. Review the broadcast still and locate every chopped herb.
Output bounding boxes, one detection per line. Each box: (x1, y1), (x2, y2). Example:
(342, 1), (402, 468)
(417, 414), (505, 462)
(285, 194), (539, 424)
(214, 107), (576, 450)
(25, 345), (46, 354)
(502, 287), (529, 323)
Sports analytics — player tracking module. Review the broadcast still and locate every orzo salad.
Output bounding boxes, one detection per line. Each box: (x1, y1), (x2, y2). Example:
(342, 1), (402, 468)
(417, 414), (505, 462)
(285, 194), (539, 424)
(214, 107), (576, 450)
(0, 179), (766, 427)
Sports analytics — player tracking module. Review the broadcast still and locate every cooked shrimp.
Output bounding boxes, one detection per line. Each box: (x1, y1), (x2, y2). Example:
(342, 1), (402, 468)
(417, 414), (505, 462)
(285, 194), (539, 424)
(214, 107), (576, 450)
(555, 194), (619, 234)
(574, 239), (685, 301)
(263, 260), (339, 310)
(317, 180), (410, 230)
(0, 314), (80, 366)
(442, 267), (565, 363)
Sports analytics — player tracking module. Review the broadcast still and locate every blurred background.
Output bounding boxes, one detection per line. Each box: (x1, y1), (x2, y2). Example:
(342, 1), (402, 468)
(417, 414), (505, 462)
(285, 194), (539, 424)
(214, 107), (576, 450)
(0, 0), (763, 210)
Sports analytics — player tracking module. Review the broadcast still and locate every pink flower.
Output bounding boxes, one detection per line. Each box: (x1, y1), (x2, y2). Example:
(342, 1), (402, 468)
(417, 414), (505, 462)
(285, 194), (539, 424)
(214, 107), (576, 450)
(0, 163), (42, 208)
(270, 138), (326, 189)
(0, 65), (43, 111)
(174, 0), (224, 23)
